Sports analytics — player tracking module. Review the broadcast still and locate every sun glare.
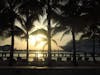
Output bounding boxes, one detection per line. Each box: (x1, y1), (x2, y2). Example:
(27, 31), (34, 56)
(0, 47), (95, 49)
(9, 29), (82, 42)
(29, 35), (36, 46)
(29, 34), (46, 50)
(35, 34), (46, 41)
(37, 52), (43, 58)
(34, 51), (44, 61)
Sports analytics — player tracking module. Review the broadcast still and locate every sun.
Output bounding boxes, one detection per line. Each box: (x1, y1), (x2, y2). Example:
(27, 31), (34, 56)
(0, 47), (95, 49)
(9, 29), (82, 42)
(29, 35), (36, 46)
(29, 34), (46, 50)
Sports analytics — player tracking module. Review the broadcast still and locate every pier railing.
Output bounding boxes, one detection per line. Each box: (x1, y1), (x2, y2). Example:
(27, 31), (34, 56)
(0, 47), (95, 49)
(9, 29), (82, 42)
(0, 50), (100, 62)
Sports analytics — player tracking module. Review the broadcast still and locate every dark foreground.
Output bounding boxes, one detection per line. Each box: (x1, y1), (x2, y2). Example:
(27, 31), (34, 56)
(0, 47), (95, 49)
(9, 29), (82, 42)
(0, 66), (100, 75)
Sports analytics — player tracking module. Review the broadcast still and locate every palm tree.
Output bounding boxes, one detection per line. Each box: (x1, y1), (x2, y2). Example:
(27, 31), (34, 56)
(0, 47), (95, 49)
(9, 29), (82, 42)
(79, 0), (100, 63)
(18, 0), (43, 62)
(80, 24), (100, 63)
(0, 0), (42, 65)
(0, 0), (23, 65)
(46, 0), (52, 66)
(53, 0), (85, 65)
(15, 18), (35, 62)
(53, 0), (100, 65)
(39, 0), (64, 66)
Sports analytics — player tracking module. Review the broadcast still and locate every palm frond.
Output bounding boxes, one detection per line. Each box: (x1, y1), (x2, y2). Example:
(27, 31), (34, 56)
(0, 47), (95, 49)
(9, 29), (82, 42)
(2, 28), (11, 38)
(14, 26), (25, 36)
(12, 0), (23, 10)
(1, 26), (25, 39)
(41, 38), (47, 41)
(34, 40), (40, 47)
(43, 42), (48, 50)
(20, 33), (27, 40)
(50, 9), (63, 22)
(31, 29), (48, 37)
(60, 29), (70, 41)
(51, 27), (57, 37)
(34, 37), (47, 48)
(80, 32), (92, 40)
(43, 18), (47, 25)
(16, 14), (26, 26)
(19, 0), (43, 15)
(52, 25), (67, 35)
(51, 39), (58, 46)
(25, 15), (37, 31)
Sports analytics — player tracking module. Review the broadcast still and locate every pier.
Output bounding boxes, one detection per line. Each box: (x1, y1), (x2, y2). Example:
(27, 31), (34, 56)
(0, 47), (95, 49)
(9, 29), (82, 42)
(0, 50), (100, 63)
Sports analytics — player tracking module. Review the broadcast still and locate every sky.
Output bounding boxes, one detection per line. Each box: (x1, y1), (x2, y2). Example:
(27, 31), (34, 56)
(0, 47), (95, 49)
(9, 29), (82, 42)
(0, 14), (82, 50)
(0, 0), (83, 51)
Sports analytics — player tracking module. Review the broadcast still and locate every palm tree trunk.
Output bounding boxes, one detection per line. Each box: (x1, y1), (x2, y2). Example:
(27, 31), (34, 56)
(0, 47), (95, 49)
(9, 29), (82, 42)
(47, 0), (51, 66)
(26, 31), (29, 63)
(92, 33), (96, 63)
(92, 19), (97, 63)
(71, 27), (77, 66)
(9, 23), (14, 66)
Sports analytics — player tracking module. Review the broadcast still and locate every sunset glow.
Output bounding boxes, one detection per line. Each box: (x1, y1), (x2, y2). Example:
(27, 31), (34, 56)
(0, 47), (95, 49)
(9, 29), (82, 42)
(37, 51), (43, 58)
(29, 34), (46, 50)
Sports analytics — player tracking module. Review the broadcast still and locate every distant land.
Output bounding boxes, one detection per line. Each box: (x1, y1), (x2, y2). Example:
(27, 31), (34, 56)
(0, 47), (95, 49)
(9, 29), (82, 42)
(60, 39), (100, 53)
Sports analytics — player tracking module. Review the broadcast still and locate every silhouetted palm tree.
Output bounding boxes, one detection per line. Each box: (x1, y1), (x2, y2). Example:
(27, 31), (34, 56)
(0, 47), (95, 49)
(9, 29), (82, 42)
(39, 0), (64, 66)
(80, 24), (100, 62)
(0, 0), (23, 65)
(53, 0), (100, 65)
(79, 0), (100, 63)
(53, 0), (85, 65)
(15, 19), (35, 62)
(18, 0), (43, 62)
